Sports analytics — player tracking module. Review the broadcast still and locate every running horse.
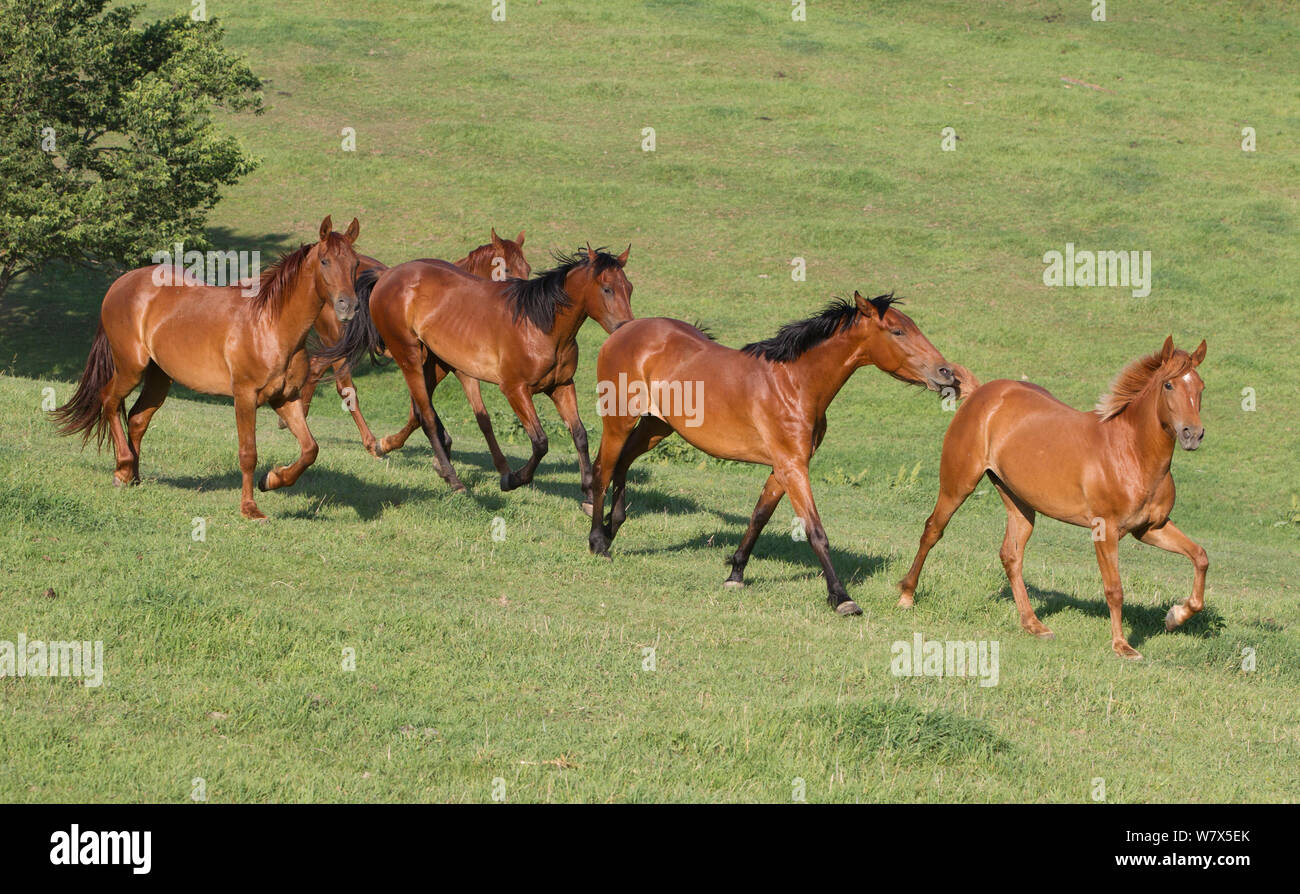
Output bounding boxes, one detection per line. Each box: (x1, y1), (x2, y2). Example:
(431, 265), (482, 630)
(318, 245), (633, 503)
(52, 216), (362, 519)
(587, 291), (971, 615)
(299, 229), (531, 456)
(898, 337), (1209, 660)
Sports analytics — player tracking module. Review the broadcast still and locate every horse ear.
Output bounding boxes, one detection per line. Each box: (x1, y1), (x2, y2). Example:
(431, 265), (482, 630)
(515, 230), (525, 246)
(586, 242), (597, 263)
(1190, 339), (1207, 367)
(319, 215), (333, 242)
(1160, 335), (1175, 361)
(490, 227), (503, 246)
(344, 217), (360, 245)
(616, 244), (630, 267)
(852, 290), (875, 317)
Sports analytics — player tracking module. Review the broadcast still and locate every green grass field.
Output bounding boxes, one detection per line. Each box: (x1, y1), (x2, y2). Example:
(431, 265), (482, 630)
(0, 0), (1297, 802)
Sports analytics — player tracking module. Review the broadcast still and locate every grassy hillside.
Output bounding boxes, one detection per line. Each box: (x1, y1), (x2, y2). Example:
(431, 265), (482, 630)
(0, 0), (1296, 802)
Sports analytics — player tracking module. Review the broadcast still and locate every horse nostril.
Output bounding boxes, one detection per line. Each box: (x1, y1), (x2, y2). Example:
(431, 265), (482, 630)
(938, 366), (953, 379)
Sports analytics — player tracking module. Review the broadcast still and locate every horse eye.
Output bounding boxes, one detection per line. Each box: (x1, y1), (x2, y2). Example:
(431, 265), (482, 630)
(891, 328), (904, 337)
(1163, 381), (1173, 390)
(321, 259), (330, 267)
(602, 286), (613, 296)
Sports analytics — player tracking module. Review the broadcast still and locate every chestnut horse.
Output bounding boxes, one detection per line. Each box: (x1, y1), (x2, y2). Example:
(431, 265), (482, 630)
(587, 292), (970, 616)
(52, 216), (362, 520)
(898, 337), (1208, 660)
(299, 229), (531, 456)
(318, 245), (633, 502)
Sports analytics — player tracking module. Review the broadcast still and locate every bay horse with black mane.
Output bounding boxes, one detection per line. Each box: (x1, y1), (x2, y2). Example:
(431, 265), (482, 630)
(300, 228), (531, 456)
(898, 336), (1208, 660)
(52, 216), (362, 520)
(587, 291), (973, 615)
(318, 244), (633, 503)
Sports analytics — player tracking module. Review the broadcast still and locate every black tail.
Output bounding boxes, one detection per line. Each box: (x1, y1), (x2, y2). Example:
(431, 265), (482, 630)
(314, 268), (388, 368)
(51, 324), (118, 449)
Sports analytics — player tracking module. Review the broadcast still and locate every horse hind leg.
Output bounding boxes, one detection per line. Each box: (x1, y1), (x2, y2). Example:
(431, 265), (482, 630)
(102, 348), (149, 487)
(898, 450), (985, 607)
(990, 477), (1052, 638)
(124, 362), (172, 482)
(607, 416), (672, 538)
(588, 411), (638, 557)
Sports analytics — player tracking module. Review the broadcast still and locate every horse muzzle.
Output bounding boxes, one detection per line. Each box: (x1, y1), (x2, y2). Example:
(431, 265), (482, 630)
(1178, 425), (1205, 451)
(926, 365), (957, 393)
(335, 297), (358, 322)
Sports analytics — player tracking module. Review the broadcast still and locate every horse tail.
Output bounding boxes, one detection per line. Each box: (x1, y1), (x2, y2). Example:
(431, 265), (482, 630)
(51, 323), (118, 449)
(314, 267), (388, 368)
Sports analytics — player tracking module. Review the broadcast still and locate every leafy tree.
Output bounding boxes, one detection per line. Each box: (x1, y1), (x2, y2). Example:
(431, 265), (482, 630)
(0, 0), (263, 302)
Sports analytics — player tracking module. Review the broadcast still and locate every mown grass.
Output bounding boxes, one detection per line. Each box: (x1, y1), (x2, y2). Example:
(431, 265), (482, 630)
(0, 0), (1296, 802)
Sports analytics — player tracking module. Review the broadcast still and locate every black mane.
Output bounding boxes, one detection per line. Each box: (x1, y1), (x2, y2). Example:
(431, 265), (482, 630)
(741, 293), (899, 363)
(501, 247), (622, 332)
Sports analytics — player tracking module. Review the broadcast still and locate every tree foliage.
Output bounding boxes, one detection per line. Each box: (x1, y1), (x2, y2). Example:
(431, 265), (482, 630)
(0, 0), (263, 300)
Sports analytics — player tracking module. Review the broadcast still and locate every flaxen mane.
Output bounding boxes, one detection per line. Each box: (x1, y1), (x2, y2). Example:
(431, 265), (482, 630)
(1095, 350), (1193, 420)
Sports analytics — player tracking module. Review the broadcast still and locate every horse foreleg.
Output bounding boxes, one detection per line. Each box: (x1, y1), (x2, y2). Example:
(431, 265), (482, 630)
(1137, 521), (1209, 631)
(546, 380), (593, 513)
(234, 391), (265, 520)
(725, 472), (786, 589)
(261, 398), (319, 491)
(775, 463), (859, 615)
(1093, 533), (1141, 660)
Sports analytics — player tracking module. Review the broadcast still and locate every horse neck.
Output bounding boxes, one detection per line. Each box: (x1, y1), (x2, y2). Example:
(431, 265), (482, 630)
(272, 262), (327, 351)
(456, 246), (490, 277)
(549, 270), (592, 345)
(782, 327), (868, 416)
(1107, 383), (1175, 486)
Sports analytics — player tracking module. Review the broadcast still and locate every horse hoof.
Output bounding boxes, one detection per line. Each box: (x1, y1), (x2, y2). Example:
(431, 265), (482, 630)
(501, 472), (521, 491)
(241, 506), (267, 521)
(277, 418), (288, 430)
(1164, 606), (1185, 631)
(369, 444), (385, 459)
(580, 501), (594, 518)
(1114, 644), (1143, 661)
(257, 472), (270, 492)
(897, 596), (915, 609)
(723, 579), (745, 590)
(1035, 630), (1055, 640)
(835, 600), (862, 616)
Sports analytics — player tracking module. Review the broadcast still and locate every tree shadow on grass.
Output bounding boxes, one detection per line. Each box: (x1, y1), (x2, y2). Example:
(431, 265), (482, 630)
(1000, 583), (1225, 648)
(0, 226), (294, 383)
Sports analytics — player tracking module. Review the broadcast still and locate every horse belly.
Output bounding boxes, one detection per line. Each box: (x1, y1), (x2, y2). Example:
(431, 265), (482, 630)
(988, 433), (1093, 526)
(146, 322), (232, 395)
